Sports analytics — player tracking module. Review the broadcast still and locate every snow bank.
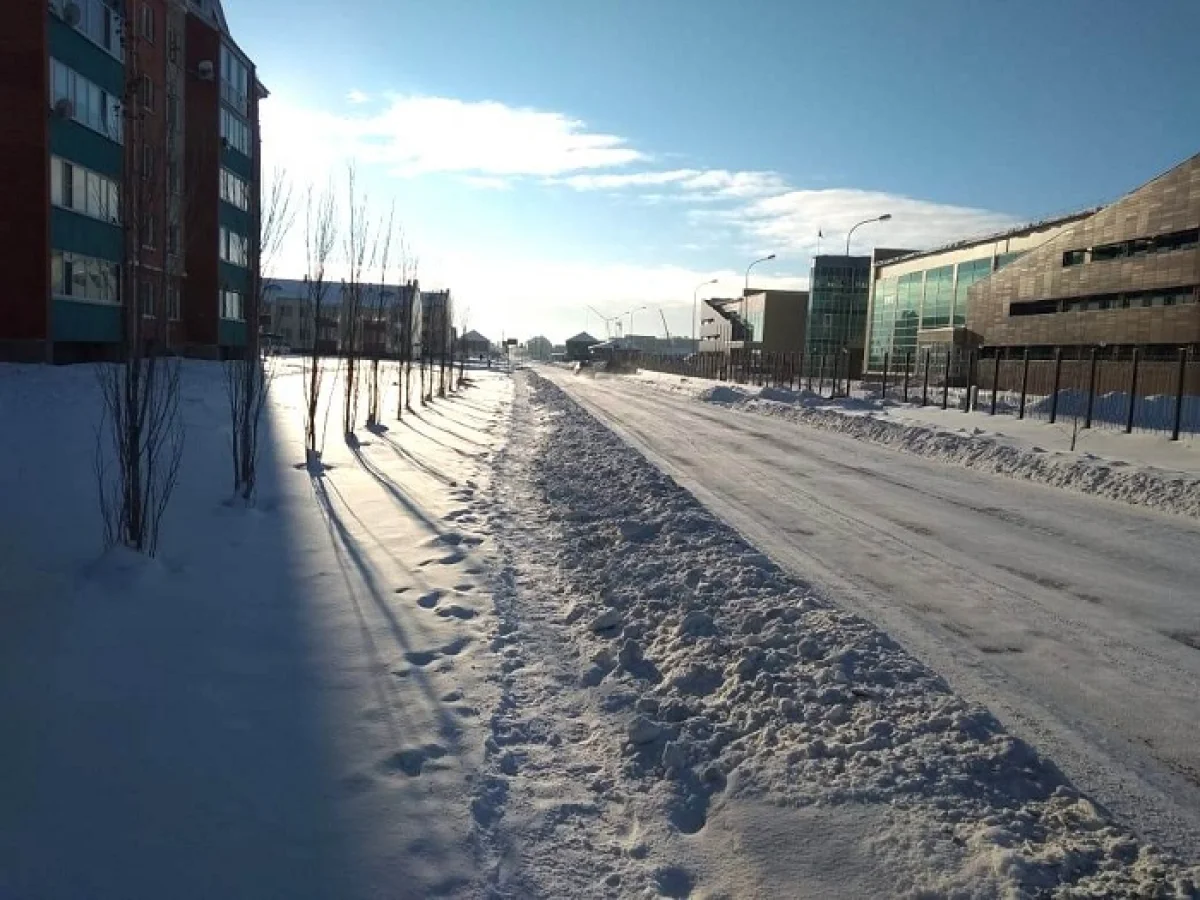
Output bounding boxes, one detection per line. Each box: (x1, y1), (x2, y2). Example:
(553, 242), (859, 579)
(693, 384), (1200, 518)
(488, 370), (1199, 897)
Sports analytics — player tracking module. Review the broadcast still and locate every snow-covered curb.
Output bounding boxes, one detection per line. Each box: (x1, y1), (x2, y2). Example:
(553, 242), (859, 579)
(485, 370), (1198, 897)
(658, 378), (1200, 519)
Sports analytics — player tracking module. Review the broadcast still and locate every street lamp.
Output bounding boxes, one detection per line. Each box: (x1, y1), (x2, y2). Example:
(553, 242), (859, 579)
(692, 278), (718, 343)
(744, 253), (776, 296)
(622, 305), (647, 339)
(845, 213), (892, 256)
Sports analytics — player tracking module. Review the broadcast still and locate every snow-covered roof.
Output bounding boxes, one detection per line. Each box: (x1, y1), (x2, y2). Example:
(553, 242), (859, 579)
(565, 332), (600, 344)
(463, 330), (490, 343)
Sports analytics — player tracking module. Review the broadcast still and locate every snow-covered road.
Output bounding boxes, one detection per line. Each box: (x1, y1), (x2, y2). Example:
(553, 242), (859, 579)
(543, 367), (1200, 859)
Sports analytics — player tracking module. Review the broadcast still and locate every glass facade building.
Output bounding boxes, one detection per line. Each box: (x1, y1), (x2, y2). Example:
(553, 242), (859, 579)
(805, 256), (871, 375)
(866, 252), (1025, 370)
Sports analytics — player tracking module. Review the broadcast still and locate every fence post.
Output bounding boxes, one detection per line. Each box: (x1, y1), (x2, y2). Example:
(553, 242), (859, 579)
(922, 349), (931, 406)
(819, 354), (827, 396)
(1125, 348), (1140, 434)
(1018, 347), (1030, 419)
(903, 352), (911, 403)
(966, 349), (978, 412)
(1084, 346), (1098, 429)
(1172, 347), (1188, 441)
(941, 353), (950, 410)
(1049, 347), (1063, 424)
(990, 350), (1000, 415)
(881, 352), (890, 400)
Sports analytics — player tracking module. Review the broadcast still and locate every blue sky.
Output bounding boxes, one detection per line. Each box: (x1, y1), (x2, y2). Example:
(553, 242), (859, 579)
(226, 0), (1200, 343)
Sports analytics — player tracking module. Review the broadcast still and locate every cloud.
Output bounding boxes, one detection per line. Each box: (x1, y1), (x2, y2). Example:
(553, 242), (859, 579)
(556, 167), (786, 200)
(735, 189), (1021, 256)
(262, 93), (645, 180)
(346, 89), (370, 105)
(460, 175), (513, 190)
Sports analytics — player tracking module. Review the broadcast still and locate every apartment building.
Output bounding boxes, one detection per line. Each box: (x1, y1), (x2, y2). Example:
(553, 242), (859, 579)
(0, 0), (263, 362)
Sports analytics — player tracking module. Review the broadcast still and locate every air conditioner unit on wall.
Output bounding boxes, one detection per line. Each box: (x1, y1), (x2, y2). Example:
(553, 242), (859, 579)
(197, 60), (214, 81)
(62, 1), (82, 26)
(53, 98), (74, 119)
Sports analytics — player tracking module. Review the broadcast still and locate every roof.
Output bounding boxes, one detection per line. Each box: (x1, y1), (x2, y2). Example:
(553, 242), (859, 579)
(877, 207), (1102, 269)
(565, 332), (600, 344)
(265, 277), (415, 306)
(462, 330), (490, 343)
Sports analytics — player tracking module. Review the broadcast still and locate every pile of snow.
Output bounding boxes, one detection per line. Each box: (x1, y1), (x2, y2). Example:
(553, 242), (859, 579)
(686, 384), (1200, 518)
(480, 371), (1199, 897)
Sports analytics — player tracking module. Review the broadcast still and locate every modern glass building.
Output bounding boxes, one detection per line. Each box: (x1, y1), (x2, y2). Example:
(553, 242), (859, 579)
(864, 212), (1094, 373)
(804, 255), (870, 376)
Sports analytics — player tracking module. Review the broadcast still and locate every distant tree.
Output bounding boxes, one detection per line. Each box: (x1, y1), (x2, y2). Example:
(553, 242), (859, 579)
(301, 183), (337, 468)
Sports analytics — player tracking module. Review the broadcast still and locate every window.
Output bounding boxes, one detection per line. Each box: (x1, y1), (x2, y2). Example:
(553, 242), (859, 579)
(219, 227), (249, 266)
(220, 168), (250, 210)
(143, 215), (156, 248)
(138, 281), (155, 317)
(166, 283), (181, 320)
(995, 251), (1024, 270)
(138, 75), (155, 112)
(166, 92), (179, 128)
(50, 156), (120, 223)
(1009, 300), (1059, 317)
(1062, 249), (1086, 267)
(54, 0), (123, 59)
(49, 59), (123, 143)
(141, 143), (155, 179)
(220, 288), (244, 320)
(220, 45), (250, 115)
(50, 249), (121, 304)
(140, 3), (155, 42)
(167, 223), (180, 255)
(220, 108), (251, 155)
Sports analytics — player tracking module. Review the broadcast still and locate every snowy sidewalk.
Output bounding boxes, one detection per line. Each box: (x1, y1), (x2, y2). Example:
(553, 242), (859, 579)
(0, 361), (512, 900)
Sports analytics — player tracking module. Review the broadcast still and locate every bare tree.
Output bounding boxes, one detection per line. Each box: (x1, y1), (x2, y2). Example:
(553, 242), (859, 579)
(456, 305), (471, 387)
(365, 203), (395, 429)
(341, 164), (376, 438)
(95, 12), (184, 556)
(225, 167), (294, 501)
(396, 247), (418, 419)
(301, 183), (337, 468)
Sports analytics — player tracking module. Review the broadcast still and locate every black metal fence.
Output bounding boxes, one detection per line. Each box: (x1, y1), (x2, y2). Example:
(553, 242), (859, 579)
(631, 346), (1200, 441)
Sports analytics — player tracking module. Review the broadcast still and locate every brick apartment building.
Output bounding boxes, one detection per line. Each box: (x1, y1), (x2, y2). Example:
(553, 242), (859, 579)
(0, 0), (263, 362)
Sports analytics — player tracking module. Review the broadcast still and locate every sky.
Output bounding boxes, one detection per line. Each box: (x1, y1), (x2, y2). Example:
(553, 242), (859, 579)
(224, 0), (1200, 344)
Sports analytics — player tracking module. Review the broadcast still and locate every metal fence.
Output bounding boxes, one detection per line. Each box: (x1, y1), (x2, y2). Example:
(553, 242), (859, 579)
(632, 346), (1200, 441)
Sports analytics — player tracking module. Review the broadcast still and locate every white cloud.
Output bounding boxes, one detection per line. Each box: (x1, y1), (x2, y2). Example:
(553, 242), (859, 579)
(460, 175), (513, 190)
(346, 89), (370, 105)
(736, 189), (1021, 256)
(557, 167), (786, 200)
(262, 93), (644, 180)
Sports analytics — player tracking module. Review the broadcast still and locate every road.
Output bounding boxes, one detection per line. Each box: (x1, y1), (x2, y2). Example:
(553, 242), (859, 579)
(543, 368), (1200, 859)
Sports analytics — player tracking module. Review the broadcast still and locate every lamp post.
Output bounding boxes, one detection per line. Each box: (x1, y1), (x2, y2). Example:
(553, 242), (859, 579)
(622, 305), (647, 340)
(845, 213), (892, 256)
(692, 277), (718, 343)
(744, 253), (776, 296)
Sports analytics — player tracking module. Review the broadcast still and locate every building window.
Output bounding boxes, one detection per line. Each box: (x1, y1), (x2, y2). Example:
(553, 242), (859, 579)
(219, 167), (250, 210)
(138, 281), (155, 317)
(166, 91), (179, 128)
(53, 0), (123, 60)
(50, 249), (121, 304)
(141, 143), (155, 179)
(138, 74), (155, 112)
(1062, 249), (1086, 267)
(220, 45), (250, 116)
(219, 108), (251, 155)
(220, 288), (244, 320)
(139, 3), (155, 42)
(49, 58), (123, 143)
(143, 214), (156, 248)
(167, 283), (181, 321)
(50, 156), (120, 224)
(219, 226), (249, 266)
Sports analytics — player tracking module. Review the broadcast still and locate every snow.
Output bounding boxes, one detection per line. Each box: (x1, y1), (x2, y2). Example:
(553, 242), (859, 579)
(3, 356), (1199, 898)
(622, 369), (1200, 518)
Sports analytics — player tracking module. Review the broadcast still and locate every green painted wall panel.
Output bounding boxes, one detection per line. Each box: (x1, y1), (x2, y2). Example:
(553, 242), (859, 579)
(219, 261), (249, 291)
(48, 20), (124, 94)
(219, 202), (251, 235)
(221, 145), (253, 179)
(52, 298), (122, 343)
(51, 208), (123, 260)
(219, 318), (247, 346)
(50, 119), (123, 178)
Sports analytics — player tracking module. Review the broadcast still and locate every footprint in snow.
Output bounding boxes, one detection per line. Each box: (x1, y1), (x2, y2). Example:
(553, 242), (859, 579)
(442, 636), (472, 656)
(436, 604), (477, 621)
(420, 551), (467, 567)
(381, 744), (447, 777)
(417, 591), (442, 609)
(405, 649), (439, 667)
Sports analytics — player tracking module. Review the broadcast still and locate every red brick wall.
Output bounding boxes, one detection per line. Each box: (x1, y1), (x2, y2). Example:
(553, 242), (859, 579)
(0, 6), (49, 344)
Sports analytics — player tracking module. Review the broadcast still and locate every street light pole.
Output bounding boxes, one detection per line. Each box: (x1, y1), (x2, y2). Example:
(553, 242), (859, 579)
(625, 305), (647, 339)
(692, 277), (718, 343)
(744, 253), (776, 296)
(845, 213), (892, 256)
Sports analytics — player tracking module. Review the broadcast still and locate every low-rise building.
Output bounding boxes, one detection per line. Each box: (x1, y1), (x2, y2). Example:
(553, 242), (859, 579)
(699, 290), (808, 354)
(461, 329), (490, 357)
(565, 331), (600, 361)
(525, 335), (553, 360)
